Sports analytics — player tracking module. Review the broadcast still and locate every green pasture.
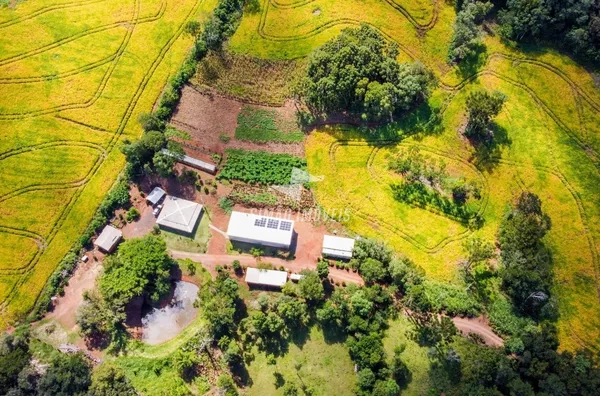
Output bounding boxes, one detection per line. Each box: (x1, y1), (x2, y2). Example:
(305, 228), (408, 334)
(0, 0), (219, 328)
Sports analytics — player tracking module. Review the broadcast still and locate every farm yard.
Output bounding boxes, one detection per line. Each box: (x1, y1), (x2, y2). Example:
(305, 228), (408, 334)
(224, 0), (600, 353)
(0, 0), (218, 327)
(2, 0), (600, 394)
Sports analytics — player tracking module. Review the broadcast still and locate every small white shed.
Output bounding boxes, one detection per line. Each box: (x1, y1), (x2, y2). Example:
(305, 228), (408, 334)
(94, 225), (123, 253)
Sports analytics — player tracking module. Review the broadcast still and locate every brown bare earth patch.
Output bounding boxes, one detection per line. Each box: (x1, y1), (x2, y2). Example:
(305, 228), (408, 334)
(170, 86), (304, 156)
(192, 50), (305, 106)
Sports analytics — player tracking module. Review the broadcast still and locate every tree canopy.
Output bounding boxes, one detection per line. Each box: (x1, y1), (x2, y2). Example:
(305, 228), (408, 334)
(99, 235), (174, 308)
(297, 24), (430, 122)
(465, 89), (507, 140)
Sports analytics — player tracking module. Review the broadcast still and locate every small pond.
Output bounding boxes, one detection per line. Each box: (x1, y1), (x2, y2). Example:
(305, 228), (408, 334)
(141, 281), (199, 345)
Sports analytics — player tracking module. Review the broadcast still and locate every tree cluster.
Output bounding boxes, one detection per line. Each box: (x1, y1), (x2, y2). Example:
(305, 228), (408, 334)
(453, 324), (600, 395)
(121, 127), (186, 178)
(498, 192), (554, 317)
(448, 1), (493, 63)
(497, 0), (600, 65)
(0, 329), (135, 396)
(296, 25), (431, 122)
(77, 235), (175, 350)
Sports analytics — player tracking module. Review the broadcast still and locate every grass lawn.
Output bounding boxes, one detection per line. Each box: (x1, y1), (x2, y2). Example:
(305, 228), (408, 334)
(245, 325), (356, 395)
(383, 315), (433, 395)
(0, 0), (219, 328)
(235, 105), (304, 143)
(161, 211), (211, 253)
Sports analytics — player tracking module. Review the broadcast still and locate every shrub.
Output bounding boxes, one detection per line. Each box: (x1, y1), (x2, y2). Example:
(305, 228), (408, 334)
(218, 197), (234, 214)
(126, 207), (140, 222)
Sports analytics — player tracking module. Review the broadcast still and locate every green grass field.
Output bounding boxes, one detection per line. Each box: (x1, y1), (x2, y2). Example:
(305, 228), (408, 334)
(0, 0), (218, 328)
(228, 0), (600, 353)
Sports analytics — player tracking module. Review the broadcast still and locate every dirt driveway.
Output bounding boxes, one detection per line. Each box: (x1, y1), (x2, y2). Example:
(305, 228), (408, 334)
(170, 250), (363, 285)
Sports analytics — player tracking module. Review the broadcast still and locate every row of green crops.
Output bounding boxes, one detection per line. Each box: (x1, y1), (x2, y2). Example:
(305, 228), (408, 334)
(217, 149), (306, 185)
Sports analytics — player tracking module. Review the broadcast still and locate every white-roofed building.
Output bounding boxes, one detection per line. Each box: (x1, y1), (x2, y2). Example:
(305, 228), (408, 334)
(245, 267), (288, 288)
(226, 211), (294, 249)
(290, 273), (304, 282)
(160, 149), (217, 174)
(322, 235), (355, 259)
(156, 196), (203, 235)
(94, 225), (122, 253)
(146, 186), (166, 206)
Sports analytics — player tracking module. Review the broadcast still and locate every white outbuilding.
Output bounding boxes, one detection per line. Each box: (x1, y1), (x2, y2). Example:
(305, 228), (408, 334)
(226, 211), (294, 249)
(94, 225), (123, 253)
(156, 196), (203, 235)
(322, 235), (355, 259)
(245, 267), (288, 288)
(146, 186), (166, 206)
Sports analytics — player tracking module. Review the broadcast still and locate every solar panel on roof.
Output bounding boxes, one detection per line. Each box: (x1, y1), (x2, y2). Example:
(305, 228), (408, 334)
(279, 221), (292, 231)
(254, 218), (267, 227)
(267, 219), (280, 229)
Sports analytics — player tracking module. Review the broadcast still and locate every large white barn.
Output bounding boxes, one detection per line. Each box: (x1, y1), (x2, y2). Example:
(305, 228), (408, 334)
(226, 211), (294, 249)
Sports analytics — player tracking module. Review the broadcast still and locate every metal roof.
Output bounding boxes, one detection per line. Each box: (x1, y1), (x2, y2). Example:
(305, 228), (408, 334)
(160, 149), (216, 174)
(94, 225), (122, 252)
(322, 235), (355, 259)
(146, 186), (166, 205)
(156, 196), (203, 234)
(226, 211), (294, 248)
(245, 267), (288, 288)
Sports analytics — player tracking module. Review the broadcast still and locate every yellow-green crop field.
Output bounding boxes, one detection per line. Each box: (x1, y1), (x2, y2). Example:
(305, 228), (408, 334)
(0, 0), (217, 328)
(230, 0), (600, 352)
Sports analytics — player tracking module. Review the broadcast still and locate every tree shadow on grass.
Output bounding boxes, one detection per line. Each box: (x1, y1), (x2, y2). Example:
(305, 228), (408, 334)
(469, 122), (512, 172)
(455, 43), (488, 82)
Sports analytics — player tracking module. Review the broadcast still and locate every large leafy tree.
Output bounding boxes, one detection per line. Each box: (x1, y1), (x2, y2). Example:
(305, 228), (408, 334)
(297, 24), (430, 122)
(465, 89), (507, 140)
(99, 235), (174, 307)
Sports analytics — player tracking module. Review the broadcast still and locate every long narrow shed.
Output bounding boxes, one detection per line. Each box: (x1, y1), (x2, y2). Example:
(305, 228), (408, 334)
(245, 268), (288, 288)
(160, 149), (216, 174)
(322, 235), (355, 259)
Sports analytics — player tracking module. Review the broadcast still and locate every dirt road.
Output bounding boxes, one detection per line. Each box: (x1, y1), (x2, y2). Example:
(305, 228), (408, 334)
(169, 250), (364, 285)
(452, 316), (504, 347)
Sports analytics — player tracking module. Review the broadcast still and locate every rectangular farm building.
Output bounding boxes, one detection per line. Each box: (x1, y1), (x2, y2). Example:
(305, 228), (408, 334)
(322, 235), (355, 259)
(94, 225), (122, 253)
(245, 267), (288, 288)
(160, 149), (216, 174)
(226, 211), (294, 249)
(156, 196), (203, 235)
